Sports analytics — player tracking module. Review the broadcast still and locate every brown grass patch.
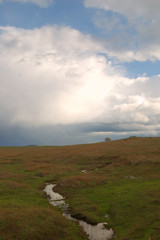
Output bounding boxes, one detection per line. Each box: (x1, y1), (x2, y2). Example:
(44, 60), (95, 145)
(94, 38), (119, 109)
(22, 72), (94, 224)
(0, 207), (87, 240)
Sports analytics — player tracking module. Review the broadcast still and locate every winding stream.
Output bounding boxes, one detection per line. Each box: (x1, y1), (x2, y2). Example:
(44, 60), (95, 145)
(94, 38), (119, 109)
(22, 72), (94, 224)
(44, 184), (114, 240)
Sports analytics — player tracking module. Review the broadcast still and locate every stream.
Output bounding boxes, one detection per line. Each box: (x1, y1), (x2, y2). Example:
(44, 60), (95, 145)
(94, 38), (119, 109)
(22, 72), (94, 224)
(44, 184), (114, 240)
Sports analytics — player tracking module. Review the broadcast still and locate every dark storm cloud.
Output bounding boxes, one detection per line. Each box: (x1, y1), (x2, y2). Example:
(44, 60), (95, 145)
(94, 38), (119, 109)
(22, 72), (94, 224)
(0, 120), (159, 146)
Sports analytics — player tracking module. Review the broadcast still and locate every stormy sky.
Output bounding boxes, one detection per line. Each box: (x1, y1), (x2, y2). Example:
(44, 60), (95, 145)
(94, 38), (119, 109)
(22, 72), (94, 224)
(0, 0), (160, 145)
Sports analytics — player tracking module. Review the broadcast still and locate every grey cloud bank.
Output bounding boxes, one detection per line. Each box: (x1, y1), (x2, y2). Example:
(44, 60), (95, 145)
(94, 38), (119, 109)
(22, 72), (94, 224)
(0, 121), (159, 146)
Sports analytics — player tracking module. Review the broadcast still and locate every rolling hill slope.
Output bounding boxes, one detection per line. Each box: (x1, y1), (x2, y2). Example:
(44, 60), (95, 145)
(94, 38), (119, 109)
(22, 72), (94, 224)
(0, 137), (160, 240)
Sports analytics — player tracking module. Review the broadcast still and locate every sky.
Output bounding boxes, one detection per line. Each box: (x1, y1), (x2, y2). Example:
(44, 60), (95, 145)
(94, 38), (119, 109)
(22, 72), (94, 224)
(0, 0), (160, 146)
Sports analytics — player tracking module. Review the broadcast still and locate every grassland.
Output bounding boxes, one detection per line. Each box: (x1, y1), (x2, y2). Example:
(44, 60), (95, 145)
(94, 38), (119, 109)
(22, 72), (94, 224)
(0, 137), (160, 239)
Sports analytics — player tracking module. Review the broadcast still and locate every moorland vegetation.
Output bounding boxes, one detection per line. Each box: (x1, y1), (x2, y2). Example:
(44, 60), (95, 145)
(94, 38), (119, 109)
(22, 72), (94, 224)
(0, 137), (160, 240)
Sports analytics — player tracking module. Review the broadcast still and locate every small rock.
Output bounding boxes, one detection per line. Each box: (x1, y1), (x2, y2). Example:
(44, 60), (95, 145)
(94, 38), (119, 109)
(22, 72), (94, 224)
(82, 170), (87, 173)
(124, 175), (136, 180)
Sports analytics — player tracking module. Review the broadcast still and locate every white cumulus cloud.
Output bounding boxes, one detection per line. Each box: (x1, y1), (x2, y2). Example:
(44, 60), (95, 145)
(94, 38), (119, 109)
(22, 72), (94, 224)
(0, 25), (160, 137)
(84, 0), (160, 22)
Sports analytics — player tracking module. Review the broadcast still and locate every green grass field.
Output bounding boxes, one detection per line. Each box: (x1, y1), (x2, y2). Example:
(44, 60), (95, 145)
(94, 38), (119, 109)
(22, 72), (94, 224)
(0, 137), (160, 239)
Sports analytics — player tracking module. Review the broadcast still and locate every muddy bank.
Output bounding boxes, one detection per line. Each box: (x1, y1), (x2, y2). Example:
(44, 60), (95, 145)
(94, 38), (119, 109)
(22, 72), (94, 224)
(44, 184), (114, 240)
